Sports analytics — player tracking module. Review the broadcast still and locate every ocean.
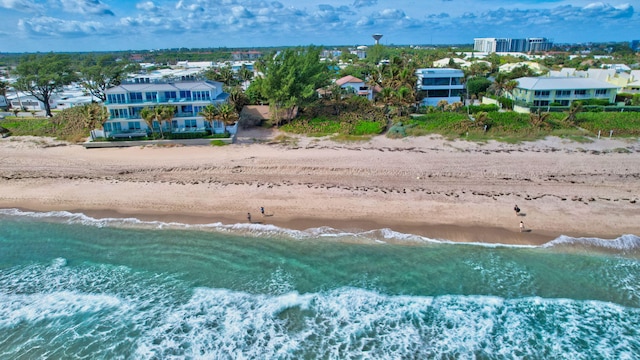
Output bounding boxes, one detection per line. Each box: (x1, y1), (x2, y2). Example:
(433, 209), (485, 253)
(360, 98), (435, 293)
(1, 209), (639, 359)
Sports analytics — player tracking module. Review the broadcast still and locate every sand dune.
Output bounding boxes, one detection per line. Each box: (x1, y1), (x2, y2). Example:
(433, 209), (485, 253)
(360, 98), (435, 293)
(1, 130), (639, 245)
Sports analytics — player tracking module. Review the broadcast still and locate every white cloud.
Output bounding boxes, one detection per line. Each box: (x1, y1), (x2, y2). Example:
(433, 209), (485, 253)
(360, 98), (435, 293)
(0, 0), (44, 13)
(59, 0), (115, 16)
(18, 16), (109, 37)
(136, 1), (158, 12)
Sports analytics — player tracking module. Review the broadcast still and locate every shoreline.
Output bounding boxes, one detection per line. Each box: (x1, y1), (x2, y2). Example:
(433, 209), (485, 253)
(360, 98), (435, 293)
(1, 133), (639, 246)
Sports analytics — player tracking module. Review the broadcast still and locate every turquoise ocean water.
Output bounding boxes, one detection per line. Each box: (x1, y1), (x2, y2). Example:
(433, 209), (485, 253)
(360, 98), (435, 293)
(1, 208), (639, 359)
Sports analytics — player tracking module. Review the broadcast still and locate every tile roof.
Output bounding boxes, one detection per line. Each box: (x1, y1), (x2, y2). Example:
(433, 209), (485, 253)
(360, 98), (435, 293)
(336, 75), (364, 86)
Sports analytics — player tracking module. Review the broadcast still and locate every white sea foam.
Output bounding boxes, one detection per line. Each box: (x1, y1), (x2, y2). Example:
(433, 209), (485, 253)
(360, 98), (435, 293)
(542, 234), (640, 251)
(1, 208), (638, 251)
(0, 291), (122, 327)
(132, 287), (640, 359)
(2, 258), (639, 359)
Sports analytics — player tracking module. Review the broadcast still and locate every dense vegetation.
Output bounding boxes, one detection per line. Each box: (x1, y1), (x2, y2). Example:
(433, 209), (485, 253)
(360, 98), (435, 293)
(2, 43), (640, 144)
(0, 103), (106, 142)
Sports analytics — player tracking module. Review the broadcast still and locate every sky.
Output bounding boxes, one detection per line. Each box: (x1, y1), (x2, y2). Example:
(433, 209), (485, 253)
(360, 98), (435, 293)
(0, 0), (637, 53)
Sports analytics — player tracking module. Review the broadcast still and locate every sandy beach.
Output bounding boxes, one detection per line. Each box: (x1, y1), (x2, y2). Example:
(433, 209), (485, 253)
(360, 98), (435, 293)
(1, 129), (639, 245)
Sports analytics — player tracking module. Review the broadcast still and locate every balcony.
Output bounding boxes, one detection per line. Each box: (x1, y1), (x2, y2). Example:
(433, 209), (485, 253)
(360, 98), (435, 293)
(104, 96), (212, 105)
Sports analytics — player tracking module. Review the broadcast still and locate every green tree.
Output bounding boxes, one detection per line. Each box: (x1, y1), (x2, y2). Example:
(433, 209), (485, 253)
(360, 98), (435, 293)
(14, 53), (77, 117)
(204, 65), (236, 86)
(0, 80), (7, 97)
(198, 104), (220, 131)
(226, 86), (250, 113)
(216, 102), (239, 134)
(563, 101), (583, 126)
(140, 106), (159, 138)
(80, 55), (133, 102)
(81, 102), (109, 130)
(139, 105), (175, 138)
(529, 109), (551, 129)
(237, 65), (253, 86)
(252, 47), (330, 126)
(466, 77), (492, 99)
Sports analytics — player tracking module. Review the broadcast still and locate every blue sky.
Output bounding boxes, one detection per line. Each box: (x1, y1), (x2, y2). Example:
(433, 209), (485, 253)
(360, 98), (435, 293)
(0, 0), (637, 53)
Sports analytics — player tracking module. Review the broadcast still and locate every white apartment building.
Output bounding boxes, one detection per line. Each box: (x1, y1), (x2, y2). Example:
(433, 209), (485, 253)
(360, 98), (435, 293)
(103, 80), (229, 138)
(474, 38), (553, 53)
(415, 68), (465, 106)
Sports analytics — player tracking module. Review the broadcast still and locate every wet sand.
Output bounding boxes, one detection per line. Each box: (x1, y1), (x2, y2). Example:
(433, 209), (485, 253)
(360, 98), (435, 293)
(1, 130), (639, 244)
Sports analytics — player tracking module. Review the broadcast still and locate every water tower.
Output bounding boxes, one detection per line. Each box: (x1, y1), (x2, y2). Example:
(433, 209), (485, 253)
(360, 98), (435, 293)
(372, 33), (383, 45)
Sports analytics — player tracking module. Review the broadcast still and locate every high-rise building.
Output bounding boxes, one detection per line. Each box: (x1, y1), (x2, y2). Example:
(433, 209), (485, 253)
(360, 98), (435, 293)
(473, 38), (553, 53)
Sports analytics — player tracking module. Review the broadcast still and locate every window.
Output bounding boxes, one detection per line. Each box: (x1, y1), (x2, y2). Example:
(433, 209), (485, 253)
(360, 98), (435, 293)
(450, 89), (464, 97)
(179, 90), (191, 99)
(533, 100), (549, 106)
(185, 119), (197, 129)
(104, 123), (111, 131)
(426, 89), (450, 97)
(107, 93), (126, 104)
(422, 77), (451, 86)
(595, 89), (608, 95)
(164, 91), (177, 100)
(145, 92), (158, 102)
(109, 108), (129, 118)
(556, 90), (571, 97)
(534, 90), (550, 97)
(128, 121), (141, 130)
(574, 90), (587, 96)
(192, 91), (211, 101)
(131, 107), (144, 118)
(193, 105), (205, 115)
(172, 120), (178, 129)
(130, 92), (143, 103)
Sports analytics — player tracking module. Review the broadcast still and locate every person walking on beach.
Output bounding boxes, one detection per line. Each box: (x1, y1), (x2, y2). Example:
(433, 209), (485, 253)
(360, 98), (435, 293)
(514, 204), (521, 216)
(260, 207), (265, 216)
(247, 212), (252, 223)
(520, 221), (525, 232)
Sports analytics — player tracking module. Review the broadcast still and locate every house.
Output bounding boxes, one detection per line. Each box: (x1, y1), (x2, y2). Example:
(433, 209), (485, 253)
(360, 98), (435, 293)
(498, 61), (548, 74)
(335, 75), (375, 100)
(433, 58), (470, 68)
(102, 79), (229, 138)
(415, 68), (465, 106)
(508, 77), (619, 106)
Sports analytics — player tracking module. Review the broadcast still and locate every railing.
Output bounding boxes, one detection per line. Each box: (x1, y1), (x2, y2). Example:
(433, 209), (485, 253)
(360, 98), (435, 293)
(105, 96), (213, 105)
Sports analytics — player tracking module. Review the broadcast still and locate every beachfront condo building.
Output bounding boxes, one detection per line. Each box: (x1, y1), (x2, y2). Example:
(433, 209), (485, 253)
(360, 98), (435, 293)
(508, 77), (619, 107)
(474, 38), (553, 53)
(103, 80), (229, 138)
(415, 68), (465, 107)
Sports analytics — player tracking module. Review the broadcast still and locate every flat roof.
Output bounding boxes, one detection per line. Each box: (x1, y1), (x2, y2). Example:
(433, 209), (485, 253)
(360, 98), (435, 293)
(515, 77), (620, 90)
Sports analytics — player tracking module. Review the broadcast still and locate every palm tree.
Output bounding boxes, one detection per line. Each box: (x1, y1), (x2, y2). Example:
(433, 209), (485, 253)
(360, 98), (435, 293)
(395, 86), (414, 116)
(199, 104), (219, 133)
(504, 80), (518, 98)
(140, 106), (158, 138)
(529, 109), (551, 129)
(0, 80), (7, 97)
(237, 65), (253, 87)
(226, 86), (250, 113)
(82, 103), (108, 130)
(217, 103), (239, 134)
(158, 105), (176, 135)
(437, 100), (449, 112)
(563, 101), (583, 126)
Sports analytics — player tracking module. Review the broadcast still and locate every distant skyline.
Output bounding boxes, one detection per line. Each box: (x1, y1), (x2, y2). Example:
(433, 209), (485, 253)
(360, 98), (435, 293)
(0, 0), (637, 53)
